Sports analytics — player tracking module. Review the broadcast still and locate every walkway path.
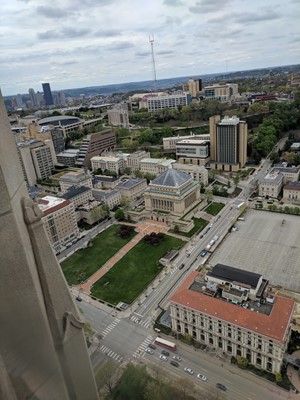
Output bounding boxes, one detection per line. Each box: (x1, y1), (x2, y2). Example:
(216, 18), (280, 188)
(78, 220), (169, 294)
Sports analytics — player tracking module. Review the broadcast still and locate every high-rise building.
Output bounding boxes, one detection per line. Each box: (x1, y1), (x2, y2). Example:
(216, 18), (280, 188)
(16, 93), (23, 108)
(42, 82), (54, 106)
(188, 79), (202, 98)
(209, 115), (247, 172)
(28, 88), (38, 108)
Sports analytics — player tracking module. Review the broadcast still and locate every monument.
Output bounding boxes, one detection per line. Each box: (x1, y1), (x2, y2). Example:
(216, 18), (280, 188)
(0, 91), (98, 399)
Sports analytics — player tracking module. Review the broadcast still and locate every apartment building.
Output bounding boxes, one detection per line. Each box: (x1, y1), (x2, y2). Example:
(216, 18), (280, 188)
(140, 158), (175, 176)
(38, 196), (79, 254)
(75, 130), (116, 168)
(187, 79), (202, 98)
(61, 186), (94, 208)
(259, 170), (284, 198)
(144, 169), (200, 216)
(126, 150), (150, 171)
(172, 163), (208, 185)
(90, 155), (126, 175)
(283, 181), (300, 204)
(56, 149), (79, 167)
(209, 115), (247, 172)
(170, 270), (294, 374)
(163, 134), (210, 152)
(116, 178), (147, 201)
(59, 169), (93, 193)
(108, 105), (129, 128)
(176, 139), (210, 166)
(17, 139), (56, 186)
(204, 83), (239, 102)
(147, 93), (191, 112)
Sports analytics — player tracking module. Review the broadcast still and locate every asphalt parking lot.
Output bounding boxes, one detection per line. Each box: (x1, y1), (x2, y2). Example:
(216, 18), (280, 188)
(209, 209), (300, 292)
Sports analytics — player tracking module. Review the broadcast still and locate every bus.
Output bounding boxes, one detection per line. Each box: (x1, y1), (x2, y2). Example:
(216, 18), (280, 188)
(155, 337), (177, 351)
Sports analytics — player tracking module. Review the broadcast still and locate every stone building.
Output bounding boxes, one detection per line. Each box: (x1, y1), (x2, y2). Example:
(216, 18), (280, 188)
(283, 181), (300, 204)
(144, 168), (200, 216)
(259, 170), (284, 198)
(59, 169), (93, 193)
(116, 178), (147, 201)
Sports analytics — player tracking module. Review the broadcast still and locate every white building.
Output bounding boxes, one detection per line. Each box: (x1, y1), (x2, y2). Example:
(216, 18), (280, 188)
(59, 169), (93, 194)
(147, 93), (191, 112)
(163, 134), (210, 152)
(91, 155), (126, 175)
(176, 139), (210, 166)
(140, 158), (175, 176)
(259, 170), (284, 198)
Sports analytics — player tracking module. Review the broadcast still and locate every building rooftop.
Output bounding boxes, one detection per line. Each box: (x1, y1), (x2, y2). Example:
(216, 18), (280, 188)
(151, 169), (192, 188)
(38, 196), (70, 216)
(38, 115), (82, 126)
(93, 175), (118, 182)
(60, 170), (90, 181)
(218, 115), (241, 125)
(170, 271), (295, 343)
(91, 155), (124, 162)
(140, 158), (162, 164)
(61, 186), (91, 200)
(57, 149), (79, 158)
(116, 178), (146, 189)
(284, 181), (300, 191)
(207, 264), (262, 289)
(177, 139), (209, 145)
(272, 166), (300, 174)
(262, 171), (283, 183)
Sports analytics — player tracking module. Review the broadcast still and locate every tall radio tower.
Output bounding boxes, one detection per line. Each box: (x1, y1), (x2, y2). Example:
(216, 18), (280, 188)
(149, 34), (157, 94)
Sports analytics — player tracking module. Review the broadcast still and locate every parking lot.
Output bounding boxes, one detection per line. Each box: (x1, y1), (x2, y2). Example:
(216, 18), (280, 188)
(209, 209), (300, 292)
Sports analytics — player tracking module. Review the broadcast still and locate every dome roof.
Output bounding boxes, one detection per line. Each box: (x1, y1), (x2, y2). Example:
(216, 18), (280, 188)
(151, 168), (191, 187)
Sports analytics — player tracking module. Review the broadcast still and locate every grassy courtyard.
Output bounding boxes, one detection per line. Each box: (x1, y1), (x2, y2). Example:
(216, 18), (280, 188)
(170, 218), (208, 238)
(204, 202), (225, 216)
(60, 225), (137, 285)
(90, 235), (184, 305)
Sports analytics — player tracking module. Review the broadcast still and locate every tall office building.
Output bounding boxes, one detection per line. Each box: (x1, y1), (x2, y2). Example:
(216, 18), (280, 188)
(42, 82), (54, 106)
(188, 79), (202, 98)
(28, 88), (38, 108)
(210, 115), (247, 172)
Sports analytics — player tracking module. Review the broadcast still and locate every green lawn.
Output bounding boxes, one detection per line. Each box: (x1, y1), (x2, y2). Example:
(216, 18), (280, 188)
(60, 225), (137, 285)
(170, 218), (208, 238)
(90, 235), (184, 305)
(204, 202), (225, 216)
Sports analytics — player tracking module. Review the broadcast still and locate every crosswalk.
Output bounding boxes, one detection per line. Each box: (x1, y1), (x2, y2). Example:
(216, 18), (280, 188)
(130, 315), (152, 329)
(170, 265), (178, 275)
(99, 345), (123, 363)
(102, 318), (120, 338)
(132, 335), (153, 358)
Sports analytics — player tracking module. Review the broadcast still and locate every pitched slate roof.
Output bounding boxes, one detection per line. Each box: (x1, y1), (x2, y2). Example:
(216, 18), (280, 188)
(151, 168), (191, 188)
(208, 264), (261, 289)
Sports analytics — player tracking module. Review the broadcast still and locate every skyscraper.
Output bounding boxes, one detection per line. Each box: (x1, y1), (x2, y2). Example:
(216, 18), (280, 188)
(28, 88), (38, 108)
(42, 82), (54, 106)
(209, 115), (247, 172)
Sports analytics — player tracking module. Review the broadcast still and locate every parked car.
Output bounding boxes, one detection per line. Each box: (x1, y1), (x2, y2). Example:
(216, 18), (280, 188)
(145, 348), (154, 355)
(159, 355), (168, 361)
(148, 343), (156, 350)
(197, 373), (207, 381)
(184, 367), (194, 375)
(200, 250), (207, 257)
(173, 355), (182, 362)
(179, 263), (185, 269)
(216, 383), (226, 391)
(161, 350), (170, 357)
(170, 360), (179, 367)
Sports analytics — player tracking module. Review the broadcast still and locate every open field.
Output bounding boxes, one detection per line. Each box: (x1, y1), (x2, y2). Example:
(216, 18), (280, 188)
(60, 225), (137, 285)
(210, 210), (300, 292)
(90, 235), (184, 305)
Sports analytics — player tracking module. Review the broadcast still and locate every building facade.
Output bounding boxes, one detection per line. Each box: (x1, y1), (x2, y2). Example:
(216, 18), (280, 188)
(56, 149), (79, 167)
(163, 134), (210, 152)
(144, 169), (200, 216)
(272, 165), (300, 184)
(172, 163), (209, 185)
(92, 189), (122, 209)
(176, 139), (210, 166)
(283, 181), (300, 204)
(61, 186), (94, 208)
(116, 178), (147, 201)
(170, 271), (294, 374)
(139, 157), (175, 176)
(187, 79), (202, 98)
(42, 82), (54, 106)
(59, 169), (93, 193)
(38, 196), (79, 254)
(147, 93), (191, 112)
(126, 150), (150, 171)
(259, 171), (284, 198)
(210, 115), (247, 172)
(91, 155), (126, 175)
(108, 107), (129, 128)
(204, 83), (239, 101)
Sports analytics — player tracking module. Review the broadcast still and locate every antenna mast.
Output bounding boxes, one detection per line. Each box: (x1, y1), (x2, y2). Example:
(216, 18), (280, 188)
(149, 34), (157, 94)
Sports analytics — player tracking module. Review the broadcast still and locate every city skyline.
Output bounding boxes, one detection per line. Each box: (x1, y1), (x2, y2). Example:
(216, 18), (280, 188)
(1, 0), (299, 96)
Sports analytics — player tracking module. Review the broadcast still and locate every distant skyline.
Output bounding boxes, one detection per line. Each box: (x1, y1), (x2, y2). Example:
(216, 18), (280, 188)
(1, 0), (299, 96)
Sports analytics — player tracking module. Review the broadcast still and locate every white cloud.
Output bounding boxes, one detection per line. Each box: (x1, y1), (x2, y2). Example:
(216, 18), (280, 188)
(1, 0), (299, 95)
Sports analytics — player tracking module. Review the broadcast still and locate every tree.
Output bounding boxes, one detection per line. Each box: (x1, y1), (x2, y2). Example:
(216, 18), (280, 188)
(95, 359), (117, 395)
(174, 225), (180, 234)
(270, 152), (280, 164)
(275, 372), (282, 383)
(117, 363), (151, 400)
(236, 356), (248, 369)
(115, 208), (125, 221)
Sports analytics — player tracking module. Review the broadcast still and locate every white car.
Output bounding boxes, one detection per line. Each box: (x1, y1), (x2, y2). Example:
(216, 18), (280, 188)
(197, 373), (207, 381)
(146, 348), (154, 355)
(173, 355), (182, 362)
(184, 367), (194, 375)
(159, 355), (168, 361)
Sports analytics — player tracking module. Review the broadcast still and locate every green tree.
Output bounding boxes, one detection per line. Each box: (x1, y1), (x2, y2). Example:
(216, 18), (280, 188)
(95, 359), (117, 395)
(174, 225), (180, 234)
(237, 356), (248, 369)
(117, 363), (150, 400)
(115, 208), (125, 221)
(275, 372), (282, 383)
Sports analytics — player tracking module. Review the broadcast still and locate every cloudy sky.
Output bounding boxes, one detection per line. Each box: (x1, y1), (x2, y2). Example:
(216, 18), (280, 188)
(1, 0), (299, 95)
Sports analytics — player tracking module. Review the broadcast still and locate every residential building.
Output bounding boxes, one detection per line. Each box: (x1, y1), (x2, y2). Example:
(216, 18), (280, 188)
(42, 82), (54, 106)
(176, 139), (210, 166)
(144, 169), (200, 216)
(140, 157), (175, 176)
(147, 93), (191, 112)
(210, 115), (247, 172)
(38, 196), (79, 254)
(91, 155), (126, 175)
(172, 163), (208, 185)
(204, 83), (239, 102)
(163, 134), (210, 152)
(283, 181), (300, 204)
(59, 169), (93, 193)
(170, 270), (294, 374)
(259, 170), (284, 198)
(108, 105), (129, 128)
(93, 175), (119, 190)
(127, 150), (150, 171)
(92, 189), (122, 209)
(116, 178), (147, 201)
(56, 149), (79, 167)
(17, 139), (56, 185)
(75, 130), (116, 168)
(272, 165), (300, 184)
(50, 128), (65, 154)
(188, 79), (202, 98)
(61, 186), (94, 208)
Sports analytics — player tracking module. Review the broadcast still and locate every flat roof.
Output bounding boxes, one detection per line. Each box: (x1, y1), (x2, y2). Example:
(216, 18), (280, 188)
(208, 264), (261, 289)
(177, 139), (209, 145)
(170, 271), (295, 343)
(38, 196), (70, 215)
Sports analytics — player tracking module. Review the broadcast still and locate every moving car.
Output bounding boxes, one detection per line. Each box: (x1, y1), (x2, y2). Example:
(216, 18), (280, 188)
(200, 250), (207, 257)
(197, 373), (207, 381)
(170, 360), (179, 367)
(173, 355), (182, 362)
(159, 355), (168, 361)
(216, 383), (226, 391)
(179, 263), (185, 269)
(184, 367), (194, 375)
(161, 350), (170, 356)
